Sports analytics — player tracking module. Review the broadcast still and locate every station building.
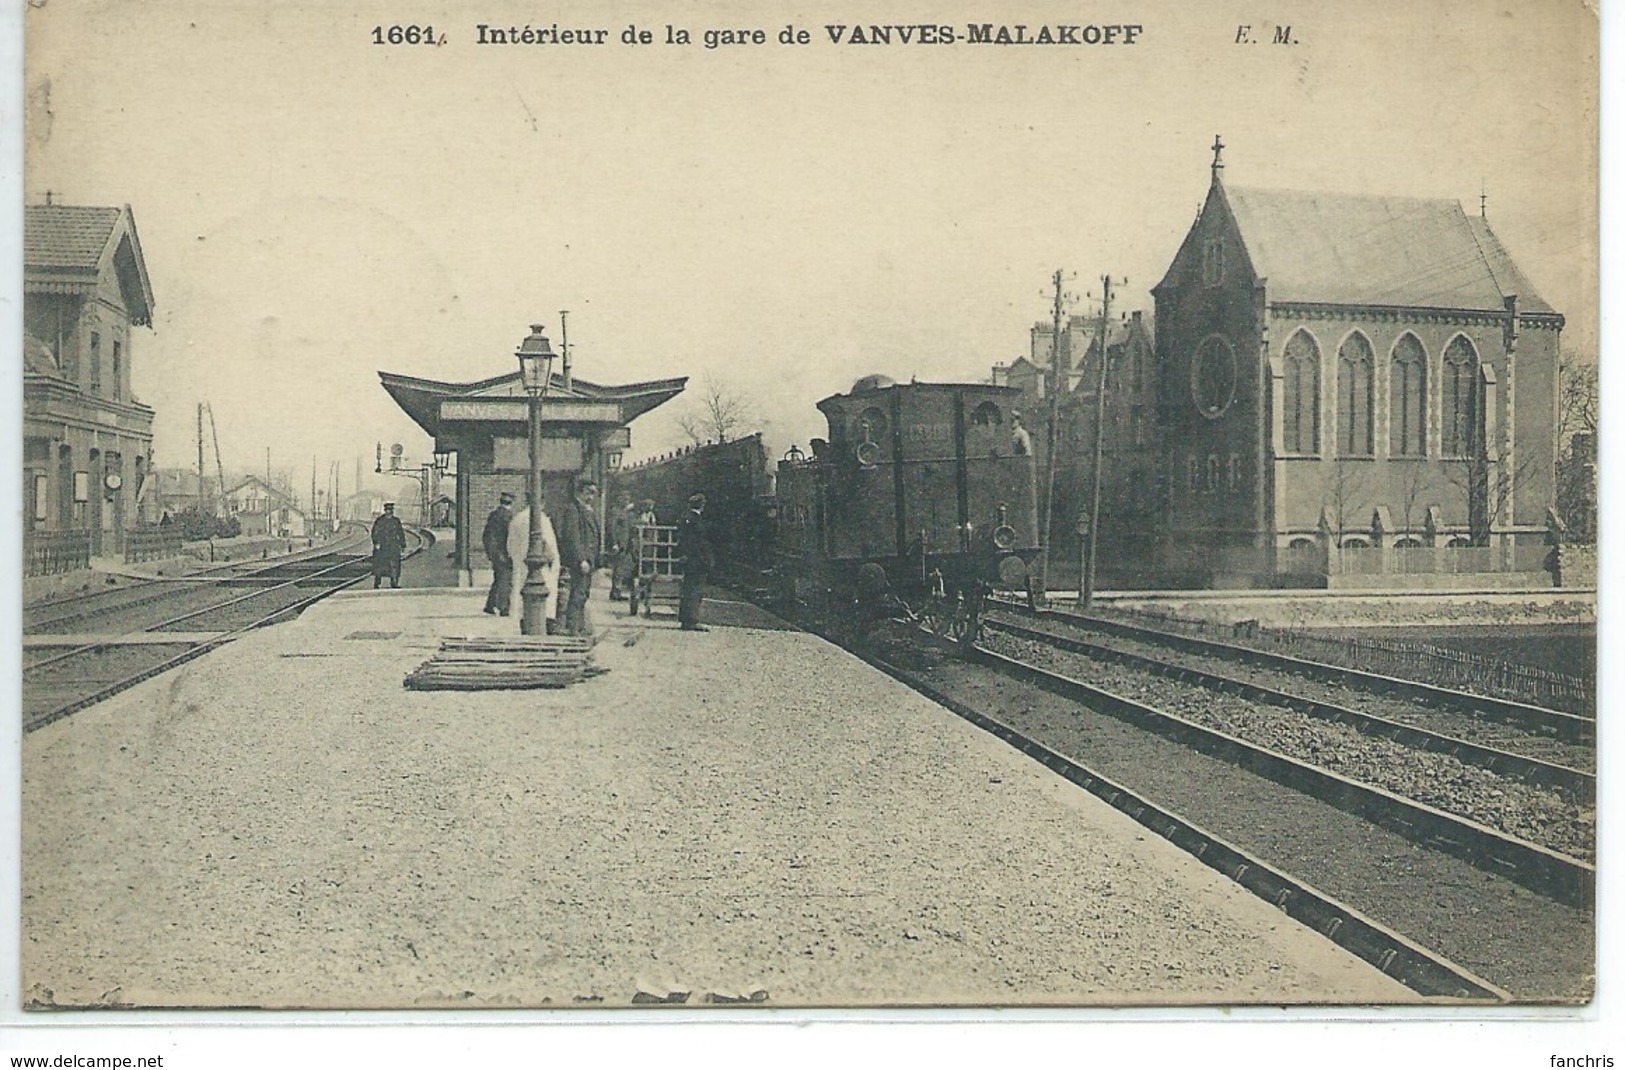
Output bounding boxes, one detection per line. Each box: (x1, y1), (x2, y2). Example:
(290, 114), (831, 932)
(1149, 144), (1565, 588)
(380, 345), (684, 585)
(22, 202), (157, 564)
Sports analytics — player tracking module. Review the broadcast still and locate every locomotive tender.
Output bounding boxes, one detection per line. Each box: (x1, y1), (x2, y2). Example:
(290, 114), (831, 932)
(774, 375), (1041, 640)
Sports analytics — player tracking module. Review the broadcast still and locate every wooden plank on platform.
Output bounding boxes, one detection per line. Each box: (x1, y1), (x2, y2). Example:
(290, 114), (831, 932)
(402, 633), (598, 690)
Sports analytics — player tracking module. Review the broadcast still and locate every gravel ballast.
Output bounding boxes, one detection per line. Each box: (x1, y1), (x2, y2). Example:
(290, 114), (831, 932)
(978, 632), (1596, 862)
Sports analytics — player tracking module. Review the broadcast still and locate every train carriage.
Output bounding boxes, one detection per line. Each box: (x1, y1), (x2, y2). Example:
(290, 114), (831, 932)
(775, 375), (1041, 640)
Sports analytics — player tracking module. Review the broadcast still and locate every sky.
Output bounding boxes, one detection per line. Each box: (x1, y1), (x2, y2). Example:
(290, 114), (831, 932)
(23, 0), (1599, 501)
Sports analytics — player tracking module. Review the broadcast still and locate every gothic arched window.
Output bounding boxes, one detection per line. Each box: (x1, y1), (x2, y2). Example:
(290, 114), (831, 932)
(1390, 333), (1427, 457)
(1282, 330), (1320, 455)
(1337, 332), (1375, 456)
(1442, 336), (1479, 458)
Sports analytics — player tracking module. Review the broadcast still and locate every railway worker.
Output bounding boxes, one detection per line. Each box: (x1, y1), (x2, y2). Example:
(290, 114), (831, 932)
(609, 498), (638, 601)
(555, 478), (602, 637)
(505, 499), (561, 631)
(370, 503), (407, 589)
(482, 491), (516, 616)
(1010, 410), (1032, 456)
(678, 492), (713, 632)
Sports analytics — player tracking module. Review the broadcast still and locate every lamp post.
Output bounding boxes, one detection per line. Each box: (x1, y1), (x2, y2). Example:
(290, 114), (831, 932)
(516, 324), (558, 636)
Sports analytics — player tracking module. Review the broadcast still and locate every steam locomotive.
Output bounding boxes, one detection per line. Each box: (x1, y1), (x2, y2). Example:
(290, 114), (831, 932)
(773, 375), (1042, 641)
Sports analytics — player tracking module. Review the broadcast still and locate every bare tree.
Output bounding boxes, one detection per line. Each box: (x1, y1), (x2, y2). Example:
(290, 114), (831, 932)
(1395, 460), (1428, 540)
(1558, 353), (1599, 443)
(1556, 352), (1599, 542)
(676, 374), (754, 445)
(1324, 459), (1372, 545)
(1442, 442), (1540, 546)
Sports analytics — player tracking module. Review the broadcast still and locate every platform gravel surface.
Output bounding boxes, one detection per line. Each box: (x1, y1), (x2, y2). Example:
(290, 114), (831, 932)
(22, 591), (1415, 1008)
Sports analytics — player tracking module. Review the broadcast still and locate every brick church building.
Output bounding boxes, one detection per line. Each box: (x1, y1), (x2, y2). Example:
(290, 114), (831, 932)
(1149, 141), (1564, 587)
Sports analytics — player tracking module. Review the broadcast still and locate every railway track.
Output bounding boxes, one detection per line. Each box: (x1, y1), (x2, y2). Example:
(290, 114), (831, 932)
(22, 529), (432, 734)
(993, 600), (1596, 745)
(23, 527), (374, 634)
(842, 620), (1593, 1001)
(982, 614), (1595, 805)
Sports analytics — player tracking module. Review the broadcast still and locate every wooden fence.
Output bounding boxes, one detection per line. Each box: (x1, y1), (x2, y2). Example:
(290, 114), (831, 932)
(24, 530), (93, 577)
(125, 529), (186, 564)
(1111, 605), (1593, 714)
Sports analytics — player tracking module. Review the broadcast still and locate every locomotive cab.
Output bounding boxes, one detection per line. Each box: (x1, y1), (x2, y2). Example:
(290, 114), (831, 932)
(777, 375), (1042, 642)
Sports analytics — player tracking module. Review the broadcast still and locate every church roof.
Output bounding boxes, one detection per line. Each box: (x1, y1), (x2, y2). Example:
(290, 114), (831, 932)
(24, 203), (156, 325)
(1223, 186), (1554, 313)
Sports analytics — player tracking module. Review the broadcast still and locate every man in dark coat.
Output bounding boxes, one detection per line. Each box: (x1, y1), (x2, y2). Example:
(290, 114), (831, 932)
(609, 498), (635, 600)
(554, 478), (602, 637)
(370, 503), (406, 588)
(482, 491), (516, 616)
(678, 492), (713, 632)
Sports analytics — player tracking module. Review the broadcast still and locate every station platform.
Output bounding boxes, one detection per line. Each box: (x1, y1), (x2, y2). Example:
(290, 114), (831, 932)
(21, 583), (1417, 1009)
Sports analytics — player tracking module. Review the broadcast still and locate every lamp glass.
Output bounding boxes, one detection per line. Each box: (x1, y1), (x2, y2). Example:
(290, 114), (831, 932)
(516, 324), (557, 398)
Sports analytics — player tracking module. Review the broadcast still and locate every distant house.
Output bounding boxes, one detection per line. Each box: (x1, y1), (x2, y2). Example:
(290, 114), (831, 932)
(143, 468), (216, 523)
(992, 311), (1160, 585)
(1057, 311), (1159, 582)
(23, 201), (157, 557)
(225, 476), (307, 538)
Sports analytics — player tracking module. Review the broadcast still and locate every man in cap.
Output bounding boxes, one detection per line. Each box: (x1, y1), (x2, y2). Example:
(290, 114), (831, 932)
(482, 490), (516, 615)
(554, 477), (602, 637)
(370, 502), (406, 588)
(1010, 410), (1032, 456)
(677, 492), (713, 631)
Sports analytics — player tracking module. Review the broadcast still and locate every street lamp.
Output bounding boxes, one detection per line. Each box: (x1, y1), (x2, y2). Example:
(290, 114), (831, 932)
(516, 324), (558, 636)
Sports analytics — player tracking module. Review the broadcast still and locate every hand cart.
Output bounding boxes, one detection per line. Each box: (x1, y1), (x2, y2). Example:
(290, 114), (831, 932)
(627, 523), (683, 617)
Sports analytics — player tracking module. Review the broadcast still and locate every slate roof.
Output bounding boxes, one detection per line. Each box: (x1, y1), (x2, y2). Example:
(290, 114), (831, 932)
(24, 205), (123, 268)
(1222, 186), (1554, 314)
(24, 203), (156, 324)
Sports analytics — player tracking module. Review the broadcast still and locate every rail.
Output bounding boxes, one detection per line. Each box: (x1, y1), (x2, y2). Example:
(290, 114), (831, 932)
(854, 644), (1512, 1000)
(964, 643), (1593, 910)
(983, 616), (1594, 803)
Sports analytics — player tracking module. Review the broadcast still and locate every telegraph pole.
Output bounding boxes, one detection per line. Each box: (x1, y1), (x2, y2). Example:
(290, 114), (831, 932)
(1081, 274), (1116, 610)
(559, 309), (572, 393)
(1036, 269), (1067, 602)
(196, 404), (206, 511)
